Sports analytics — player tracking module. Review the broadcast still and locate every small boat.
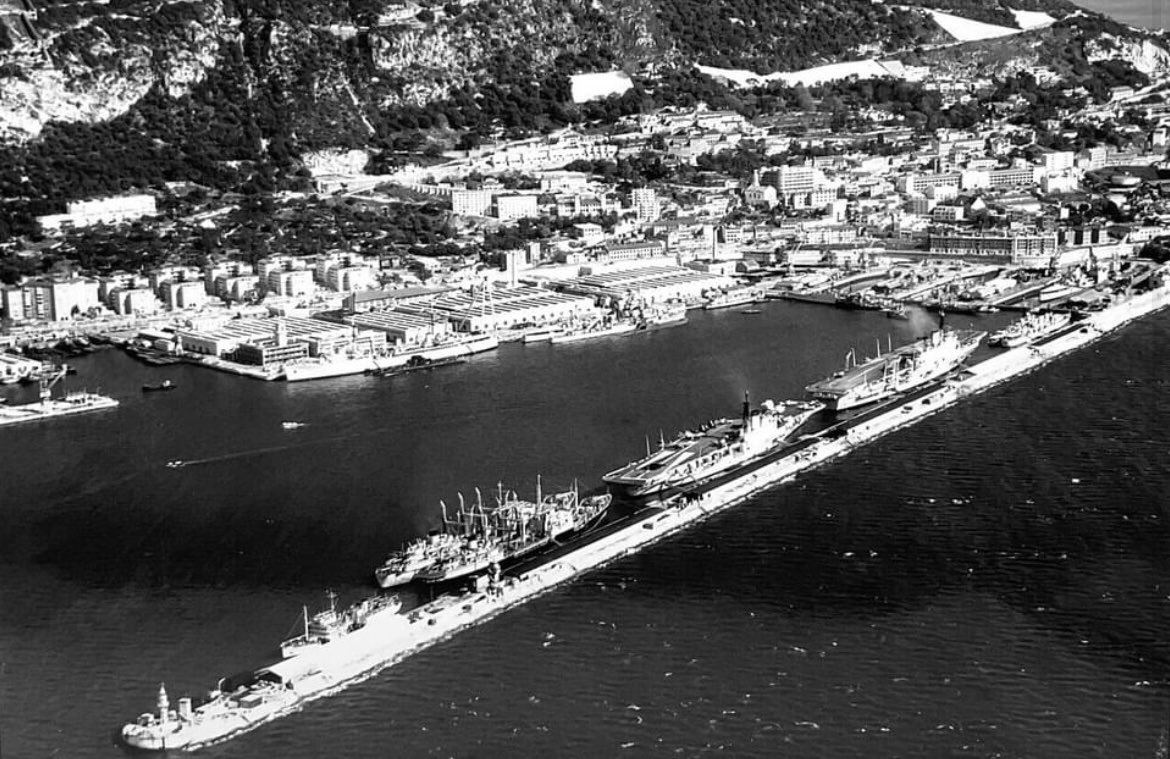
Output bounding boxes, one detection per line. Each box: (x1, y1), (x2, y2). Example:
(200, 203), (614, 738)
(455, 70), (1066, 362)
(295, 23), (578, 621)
(282, 421), (307, 430)
(165, 460), (184, 469)
(142, 380), (177, 393)
(740, 308), (763, 315)
(368, 355), (466, 377)
(882, 305), (909, 320)
(280, 592), (403, 659)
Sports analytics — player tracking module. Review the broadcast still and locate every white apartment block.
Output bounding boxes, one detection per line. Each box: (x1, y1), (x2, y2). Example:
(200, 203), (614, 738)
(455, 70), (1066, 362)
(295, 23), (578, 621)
(495, 194), (540, 222)
(108, 288), (161, 315)
(160, 281), (209, 310)
(216, 274), (260, 301)
(36, 194), (157, 233)
(267, 270), (314, 297)
(452, 189), (494, 216)
(325, 265), (377, 292)
(631, 188), (659, 222)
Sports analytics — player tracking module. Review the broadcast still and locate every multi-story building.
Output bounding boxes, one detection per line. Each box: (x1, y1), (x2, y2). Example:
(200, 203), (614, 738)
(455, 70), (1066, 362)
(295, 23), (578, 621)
(325, 265), (377, 292)
(215, 274), (261, 301)
(988, 166), (1040, 188)
(267, 270), (314, 297)
(160, 281), (209, 311)
(108, 288), (161, 316)
(36, 194), (157, 233)
(495, 194), (540, 222)
(600, 240), (667, 262)
(10, 278), (102, 321)
(896, 172), (961, 194)
(205, 261), (251, 295)
(927, 231), (1059, 262)
(452, 188), (494, 217)
(763, 165), (820, 194)
(630, 188), (659, 223)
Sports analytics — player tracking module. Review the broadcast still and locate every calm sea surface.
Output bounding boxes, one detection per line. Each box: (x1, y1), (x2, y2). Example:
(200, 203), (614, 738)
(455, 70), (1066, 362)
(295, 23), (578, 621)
(1074, 0), (1166, 30)
(2, 300), (1169, 758)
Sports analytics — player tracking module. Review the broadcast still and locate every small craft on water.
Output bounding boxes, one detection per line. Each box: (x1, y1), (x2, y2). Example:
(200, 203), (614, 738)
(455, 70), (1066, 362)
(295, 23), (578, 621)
(142, 380), (177, 393)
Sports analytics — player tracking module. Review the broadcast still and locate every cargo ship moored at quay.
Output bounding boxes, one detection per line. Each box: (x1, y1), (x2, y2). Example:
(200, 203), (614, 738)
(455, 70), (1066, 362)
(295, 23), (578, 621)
(121, 271), (1170, 752)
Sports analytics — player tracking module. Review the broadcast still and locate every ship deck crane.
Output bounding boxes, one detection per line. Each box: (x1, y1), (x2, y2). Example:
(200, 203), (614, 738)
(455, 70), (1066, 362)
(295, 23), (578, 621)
(38, 366), (66, 403)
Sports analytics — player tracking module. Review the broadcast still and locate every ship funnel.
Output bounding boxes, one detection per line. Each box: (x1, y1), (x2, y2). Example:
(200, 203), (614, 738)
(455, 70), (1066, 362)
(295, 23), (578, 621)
(742, 391), (751, 424)
(178, 697), (192, 720)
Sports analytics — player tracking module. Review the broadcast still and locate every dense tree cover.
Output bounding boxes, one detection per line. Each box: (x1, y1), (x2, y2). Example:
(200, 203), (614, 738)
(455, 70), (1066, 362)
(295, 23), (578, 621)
(654, 0), (936, 71)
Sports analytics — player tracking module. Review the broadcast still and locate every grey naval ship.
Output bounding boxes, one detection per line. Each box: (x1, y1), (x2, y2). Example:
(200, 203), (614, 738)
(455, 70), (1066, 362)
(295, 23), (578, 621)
(602, 395), (823, 500)
(805, 328), (984, 411)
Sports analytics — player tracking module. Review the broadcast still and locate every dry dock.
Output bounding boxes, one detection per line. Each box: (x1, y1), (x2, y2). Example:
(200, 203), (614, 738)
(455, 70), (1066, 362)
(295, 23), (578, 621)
(122, 278), (1170, 751)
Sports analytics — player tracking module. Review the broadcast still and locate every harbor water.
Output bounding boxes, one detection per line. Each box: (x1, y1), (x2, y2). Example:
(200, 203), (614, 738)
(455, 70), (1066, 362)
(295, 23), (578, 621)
(1, 300), (1169, 757)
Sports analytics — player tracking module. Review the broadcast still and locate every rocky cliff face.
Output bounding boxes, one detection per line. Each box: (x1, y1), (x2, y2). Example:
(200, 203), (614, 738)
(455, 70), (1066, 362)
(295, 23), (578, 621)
(0, 0), (226, 143)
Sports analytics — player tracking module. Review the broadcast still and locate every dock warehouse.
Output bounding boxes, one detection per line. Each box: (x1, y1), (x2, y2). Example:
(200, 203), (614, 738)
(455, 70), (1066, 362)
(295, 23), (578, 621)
(399, 285), (597, 332)
(176, 316), (353, 357)
(341, 310), (454, 346)
(558, 265), (733, 304)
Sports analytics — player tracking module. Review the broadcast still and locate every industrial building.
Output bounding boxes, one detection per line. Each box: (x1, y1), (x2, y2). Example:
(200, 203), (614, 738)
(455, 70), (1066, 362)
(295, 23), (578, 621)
(558, 265), (733, 304)
(343, 310), (454, 346)
(399, 285), (597, 332)
(176, 317), (353, 357)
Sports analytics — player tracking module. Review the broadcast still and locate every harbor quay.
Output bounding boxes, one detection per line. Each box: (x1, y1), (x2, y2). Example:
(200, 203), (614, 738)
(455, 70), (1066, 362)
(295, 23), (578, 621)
(120, 271), (1170, 751)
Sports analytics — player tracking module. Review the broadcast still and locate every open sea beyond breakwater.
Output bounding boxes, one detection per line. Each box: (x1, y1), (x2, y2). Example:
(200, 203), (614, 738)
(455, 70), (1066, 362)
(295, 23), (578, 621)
(2, 299), (1170, 757)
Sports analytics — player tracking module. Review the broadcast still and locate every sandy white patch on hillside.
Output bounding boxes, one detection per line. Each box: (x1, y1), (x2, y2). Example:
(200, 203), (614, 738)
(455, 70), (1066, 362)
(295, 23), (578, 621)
(570, 72), (633, 103)
(775, 59), (895, 86)
(695, 64), (770, 87)
(1009, 8), (1056, 30)
(926, 9), (1021, 41)
(698, 59), (910, 88)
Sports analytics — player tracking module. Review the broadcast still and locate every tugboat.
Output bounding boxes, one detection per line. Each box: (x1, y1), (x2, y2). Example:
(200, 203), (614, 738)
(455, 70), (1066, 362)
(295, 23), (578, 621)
(142, 379), (177, 393)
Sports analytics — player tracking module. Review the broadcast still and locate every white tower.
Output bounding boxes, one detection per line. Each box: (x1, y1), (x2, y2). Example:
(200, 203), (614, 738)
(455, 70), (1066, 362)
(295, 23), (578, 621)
(157, 683), (170, 724)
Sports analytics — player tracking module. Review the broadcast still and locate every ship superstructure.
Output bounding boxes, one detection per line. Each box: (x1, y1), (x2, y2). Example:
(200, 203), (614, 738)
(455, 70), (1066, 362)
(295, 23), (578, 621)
(279, 592), (402, 658)
(988, 311), (1071, 348)
(602, 396), (823, 499)
(805, 329), (984, 411)
(374, 531), (467, 588)
(415, 483), (611, 583)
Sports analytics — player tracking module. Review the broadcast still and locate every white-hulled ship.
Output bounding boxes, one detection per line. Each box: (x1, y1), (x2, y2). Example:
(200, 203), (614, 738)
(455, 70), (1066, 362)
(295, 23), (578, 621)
(279, 592), (402, 658)
(415, 484), (611, 583)
(602, 396), (823, 499)
(703, 286), (760, 310)
(988, 311), (1071, 348)
(805, 328), (985, 411)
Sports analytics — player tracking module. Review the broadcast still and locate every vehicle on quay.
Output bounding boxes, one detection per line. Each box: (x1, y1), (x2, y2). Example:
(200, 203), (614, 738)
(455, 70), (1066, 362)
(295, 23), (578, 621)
(602, 395), (824, 500)
(805, 328), (985, 412)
